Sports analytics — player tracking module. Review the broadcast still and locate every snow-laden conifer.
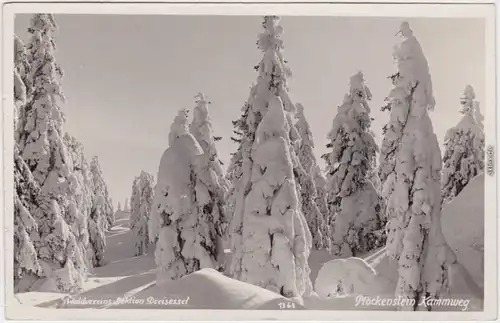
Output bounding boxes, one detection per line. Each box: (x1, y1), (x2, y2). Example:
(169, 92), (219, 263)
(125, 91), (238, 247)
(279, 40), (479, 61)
(14, 35), (31, 127)
(229, 16), (313, 301)
(90, 156), (114, 228)
(379, 22), (456, 309)
(14, 145), (42, 292)
(16, 14), (89, 291)
(190, 93), (230, 241)
(152, 109), (223, 282)
(441, 85), (485, 204)
(324, 71), (380, 257)
(295, 103), (328, 250)
(130, 171), (155, 256)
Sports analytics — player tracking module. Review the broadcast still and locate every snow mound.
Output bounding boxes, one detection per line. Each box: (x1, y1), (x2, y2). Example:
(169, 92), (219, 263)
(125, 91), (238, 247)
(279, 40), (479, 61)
(314, 257), (386, 299)
(441, 173), (484, 289)
(111, 268), (304, 309)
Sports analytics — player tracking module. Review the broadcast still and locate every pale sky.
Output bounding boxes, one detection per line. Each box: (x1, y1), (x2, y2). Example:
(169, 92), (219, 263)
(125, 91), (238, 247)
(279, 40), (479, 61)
(14, 15), (486, 207)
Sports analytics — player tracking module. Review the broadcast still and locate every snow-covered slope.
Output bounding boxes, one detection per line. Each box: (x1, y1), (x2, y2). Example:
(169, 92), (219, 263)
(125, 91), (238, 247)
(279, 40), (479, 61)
(441, 173), (484, 289)
(110, 268), (305, 310)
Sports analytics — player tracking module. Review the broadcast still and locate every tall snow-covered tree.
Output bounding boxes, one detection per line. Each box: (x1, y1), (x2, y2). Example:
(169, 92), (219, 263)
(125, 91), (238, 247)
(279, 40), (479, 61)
(90, 156), (114, 228)
(189, 93), (230, 243)
(16, 14), (88, 291)
(379, 22), (456, 309)
(228, 16), (313, 301)
(323, 71), (380, 257)
(130, 171), (155, 256)
(441, 85), (485, 204)
(152, 109), (223, 282)
(294, 103), (328, 250)
(13, 52), (41, 290)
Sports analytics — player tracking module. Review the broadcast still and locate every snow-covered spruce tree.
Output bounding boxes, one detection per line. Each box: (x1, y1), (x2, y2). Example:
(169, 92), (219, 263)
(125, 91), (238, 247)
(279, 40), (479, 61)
(441, 85), (485, 204)
(14, 146), (43, 292)
(130, 171), (155, 256)
(228, 16), (313, 301)
(241, 94), (312, 300)
(14, 35), (31, 128)
(63, 134), (94, 264)
(295, 103), (328, 250)
(312, 165), (331, 246)
(13, 51), (41, 291)
(323, 71), (380, 257)
(16, 14), (89, 291)
(152, 109), (223, 282)
(225, 90), (254, 244)
(124, 198), (130, 212)
(379, 22), (456, 309)
(189, 93), (230, 243)
(90, 156), (114, 228)
(87, 194), (107, 266)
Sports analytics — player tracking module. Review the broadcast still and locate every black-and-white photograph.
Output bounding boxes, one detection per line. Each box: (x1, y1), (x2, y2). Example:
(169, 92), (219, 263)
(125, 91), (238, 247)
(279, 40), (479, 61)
(3, 2), (497, 320)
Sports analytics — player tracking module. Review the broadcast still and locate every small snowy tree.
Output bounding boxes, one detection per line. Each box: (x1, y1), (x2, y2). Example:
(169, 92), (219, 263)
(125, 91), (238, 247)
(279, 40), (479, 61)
(117, 202), (122, 212)
(441, 85), (485, 204)
(324, 71), (381, 257)
(379, 22), (456, 309)
(152, 109), (223, 282)
(124, 198), (130, 212)
(90, 156), (114, 228)
(16, 14), (88, 291)
(295, 103), (328, 250)
(130, 171), (155, 256)
(228, 16), (313, 301)
(88, 194), (107, 267)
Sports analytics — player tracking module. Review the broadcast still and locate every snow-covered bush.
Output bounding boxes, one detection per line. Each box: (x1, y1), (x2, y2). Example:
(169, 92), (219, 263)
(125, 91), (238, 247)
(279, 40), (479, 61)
(441, 85), (485, 204)
(130, 171), (155, 256)
(228, 16), (313, 301)
(324, 71), (381, 257)
(314, 257), (382, 299)
(152, 109), (223, 282)
(379, 22), (456, 309)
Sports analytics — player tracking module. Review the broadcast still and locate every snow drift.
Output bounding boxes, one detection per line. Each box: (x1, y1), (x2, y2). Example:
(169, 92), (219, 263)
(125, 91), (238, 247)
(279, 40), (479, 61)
(441, 173), (484, 290)
(110, 268), (305, 310)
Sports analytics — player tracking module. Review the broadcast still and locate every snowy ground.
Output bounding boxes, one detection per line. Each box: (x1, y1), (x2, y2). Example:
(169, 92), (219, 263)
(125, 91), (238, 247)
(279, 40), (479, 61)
(14, 182), (483, 311)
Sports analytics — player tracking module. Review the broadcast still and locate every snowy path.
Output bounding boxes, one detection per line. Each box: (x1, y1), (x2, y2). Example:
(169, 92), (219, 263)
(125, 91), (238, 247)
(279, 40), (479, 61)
(19, 210), (387, 310)
(34, 211), (156, 309)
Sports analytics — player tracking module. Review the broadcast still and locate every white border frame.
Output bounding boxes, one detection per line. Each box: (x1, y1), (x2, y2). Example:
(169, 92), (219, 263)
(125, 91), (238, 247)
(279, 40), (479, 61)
(1, 2), (497, 321)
